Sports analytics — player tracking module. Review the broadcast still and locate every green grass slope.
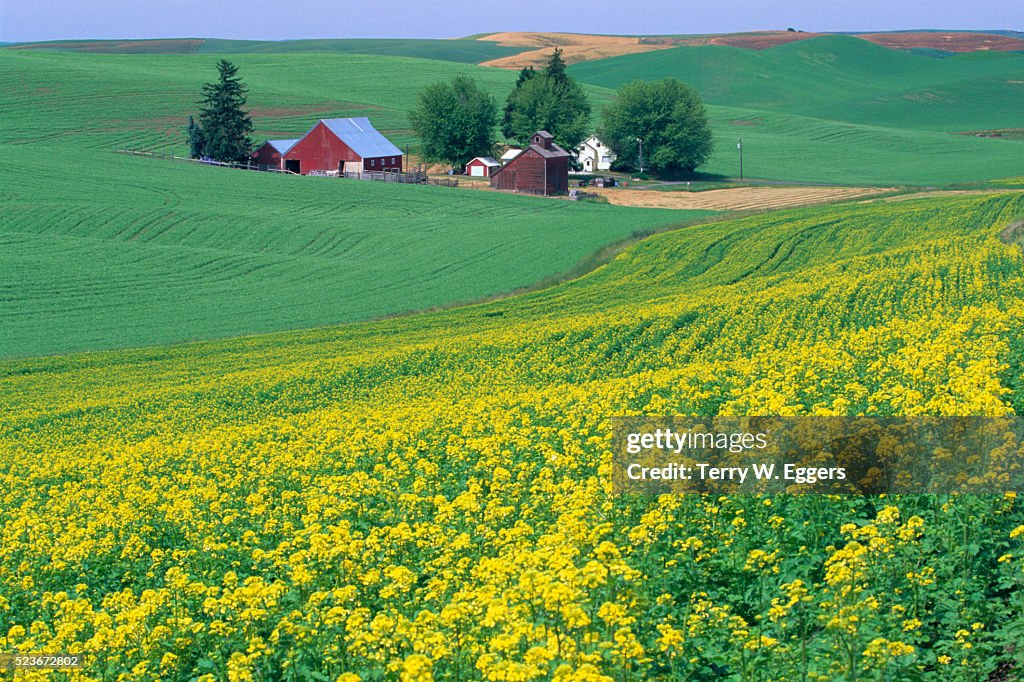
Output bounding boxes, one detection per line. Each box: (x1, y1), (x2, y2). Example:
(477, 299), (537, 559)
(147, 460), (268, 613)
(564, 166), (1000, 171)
(0, 50), (613, 154)
(0, 145), (705, 358)
(700, 106), (1024, 186)
(196, 38), (527, 63)
(0, 51), (532, 152)
(4, 38), (528, 63)
(569, 35), (1024, 131)
(570, 35), (1024, 184)
(1, 187), (1024, 679)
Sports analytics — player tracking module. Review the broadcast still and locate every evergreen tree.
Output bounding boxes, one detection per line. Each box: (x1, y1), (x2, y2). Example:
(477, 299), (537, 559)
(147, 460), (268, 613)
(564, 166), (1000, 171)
(409, 75), (498, 168)
(186, 115), (206, 159)
(502, 49), (590, 152)
(501, 66), (535, 140)
(544, 47), (568, 86)
(196, 59), (254, 164)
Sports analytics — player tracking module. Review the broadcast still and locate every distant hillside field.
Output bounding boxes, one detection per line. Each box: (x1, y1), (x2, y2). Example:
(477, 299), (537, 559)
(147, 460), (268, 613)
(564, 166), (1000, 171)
(2, 44), (1022, 185)
(0, 51), (537, 153)
(570, 35), (1024, 183)
(0, 145), (705, 358)
(3, 37), (529, 63)
(569, 36), (1024, 131)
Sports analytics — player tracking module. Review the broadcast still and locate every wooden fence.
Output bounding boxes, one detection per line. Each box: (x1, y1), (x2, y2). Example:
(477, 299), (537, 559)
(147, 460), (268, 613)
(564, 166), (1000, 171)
(115, 149), (462, 188)
(115, 149), (300, 174)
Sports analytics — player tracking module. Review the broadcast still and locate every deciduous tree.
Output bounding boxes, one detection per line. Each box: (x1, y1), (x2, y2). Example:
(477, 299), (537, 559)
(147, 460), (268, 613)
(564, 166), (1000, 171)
(409, 75), (498, 168)
(599, 78), (714, 174)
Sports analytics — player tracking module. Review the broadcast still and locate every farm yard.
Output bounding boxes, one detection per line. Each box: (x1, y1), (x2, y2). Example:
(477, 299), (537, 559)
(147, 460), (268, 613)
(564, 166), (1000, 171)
(3, 37), (1024, 185)
(2, 21), (1024, 682)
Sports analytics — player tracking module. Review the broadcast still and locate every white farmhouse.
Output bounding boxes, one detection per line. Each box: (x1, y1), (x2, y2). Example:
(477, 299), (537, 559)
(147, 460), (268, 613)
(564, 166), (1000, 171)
(576, 135), (616, 172)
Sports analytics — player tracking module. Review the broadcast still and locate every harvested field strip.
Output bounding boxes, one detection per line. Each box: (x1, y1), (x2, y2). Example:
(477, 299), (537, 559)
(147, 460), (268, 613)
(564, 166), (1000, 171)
(593, 186), (894, 211)
(478, 32), (677, 68)
(857, 31), (1024, 52)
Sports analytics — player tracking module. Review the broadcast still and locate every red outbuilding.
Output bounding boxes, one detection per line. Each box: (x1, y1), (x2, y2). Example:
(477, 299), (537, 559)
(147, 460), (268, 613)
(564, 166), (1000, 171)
(251, 139), (298, 170)
(489, 131), (570, 196)
(466, 156), (501, 177)
(281, 117), (403, 175)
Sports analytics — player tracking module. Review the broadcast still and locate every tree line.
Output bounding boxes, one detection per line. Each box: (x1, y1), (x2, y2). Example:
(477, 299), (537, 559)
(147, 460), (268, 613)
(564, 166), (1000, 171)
(410, 48), (714, 176)
(187, 52), (714, 176)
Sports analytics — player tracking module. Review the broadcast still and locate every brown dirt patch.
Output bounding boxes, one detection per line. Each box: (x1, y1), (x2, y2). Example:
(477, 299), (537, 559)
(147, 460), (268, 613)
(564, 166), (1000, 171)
(479, 32), (674, 69)
(999, 220), (1024, 247)
(476, 30), (1024, 69)
(477, 31), (830, 68)
(593, 186), (893, 211)
(856, 32), (1024, 52)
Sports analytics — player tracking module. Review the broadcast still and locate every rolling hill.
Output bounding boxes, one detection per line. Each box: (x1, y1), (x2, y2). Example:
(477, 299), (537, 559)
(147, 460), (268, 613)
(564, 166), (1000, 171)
(0, 144), (702, 358)
(2, 33), (1023, 360)
(3, 44), (1022, 186)
(2, 192), (1023, 679)
(569, 35), (1024, 132)
(0, 50), (539, 152)
(570, 35), (1024, 183)
(2, 37), (530, 63)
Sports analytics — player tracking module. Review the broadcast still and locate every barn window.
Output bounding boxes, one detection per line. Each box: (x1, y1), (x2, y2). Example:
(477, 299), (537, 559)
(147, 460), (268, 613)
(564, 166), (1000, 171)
(370, 159), (375, 167)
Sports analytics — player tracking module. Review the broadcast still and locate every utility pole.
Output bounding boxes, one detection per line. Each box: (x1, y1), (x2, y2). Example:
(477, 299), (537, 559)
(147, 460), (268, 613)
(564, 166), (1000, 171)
(636, 137), (644, 174)
(738, 138), (743, 181)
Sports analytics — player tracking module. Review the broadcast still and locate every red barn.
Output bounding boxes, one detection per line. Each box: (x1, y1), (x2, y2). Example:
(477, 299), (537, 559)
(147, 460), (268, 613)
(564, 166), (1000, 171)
(282, 117), (403, 175)
(466, 156), (500, 177)
(489, 131), (570, 196)
(251, 139), (298, 170)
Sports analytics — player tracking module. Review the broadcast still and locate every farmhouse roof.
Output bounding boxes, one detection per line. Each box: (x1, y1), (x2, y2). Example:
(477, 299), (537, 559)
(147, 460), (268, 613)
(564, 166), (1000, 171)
(469, 156), (500, 167)
(531, 143), (570, 160)
(267, 139), (299, 154)
(320, 117), (403, 159)
(495, 133), (570, 170)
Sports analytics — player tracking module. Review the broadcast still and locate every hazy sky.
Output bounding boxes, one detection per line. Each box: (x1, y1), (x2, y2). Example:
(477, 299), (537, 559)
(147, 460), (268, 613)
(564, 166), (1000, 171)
(1, 0), (1021, 42)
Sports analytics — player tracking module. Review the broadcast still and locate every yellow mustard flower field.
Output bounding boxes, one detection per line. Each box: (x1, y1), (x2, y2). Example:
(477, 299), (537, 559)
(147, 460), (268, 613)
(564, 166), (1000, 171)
(2, 193), (1024, 681)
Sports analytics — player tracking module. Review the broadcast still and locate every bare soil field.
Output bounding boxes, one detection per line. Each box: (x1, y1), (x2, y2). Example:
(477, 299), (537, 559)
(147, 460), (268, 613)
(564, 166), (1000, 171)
(476, 31), (826, 69)
(592, 186), (893, 211)
(477, 31), (1024, 69)
(857, 32), (1024, 52)
(478, 33), (675, 69)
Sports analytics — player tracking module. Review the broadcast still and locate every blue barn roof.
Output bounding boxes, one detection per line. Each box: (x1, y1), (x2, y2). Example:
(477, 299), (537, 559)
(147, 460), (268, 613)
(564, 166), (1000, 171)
(267, 139), (298, 154)
(320, 117), (402, 159)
